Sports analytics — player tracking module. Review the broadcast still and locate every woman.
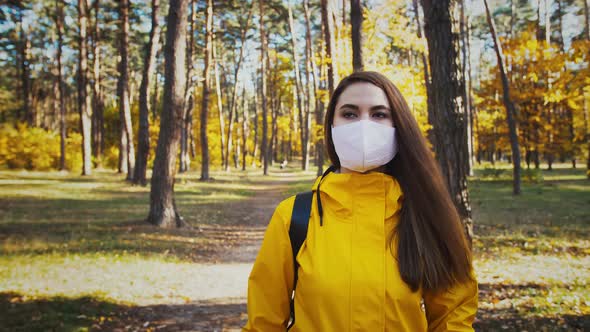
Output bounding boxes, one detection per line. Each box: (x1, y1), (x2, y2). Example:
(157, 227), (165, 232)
(243, 71), (478, 331)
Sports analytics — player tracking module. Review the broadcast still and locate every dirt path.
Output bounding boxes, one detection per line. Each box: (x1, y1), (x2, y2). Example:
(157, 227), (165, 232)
(96, 177), (305, 331)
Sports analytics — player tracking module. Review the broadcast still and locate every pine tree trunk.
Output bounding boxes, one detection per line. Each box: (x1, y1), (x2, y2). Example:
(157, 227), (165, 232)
(241, 88), (250, 171)
(91, 0), (104, 167)
(180, 0), (195, 173)
(421, 0), (473, 244)
(78, 0), (92, 175)
(117, 0), (135, 180)
(259, 0), (269, 175)
(55, 0), (67, 171)
(321, 0), (335, 96)
(147, 0), (190, 228)
(200, 0), (213, 181)
(350, 0), (363, 72)
(211, 40), (225, 168)
(413, 0), (436, 148)
(134, 0), (161, 185)
(484, 0), (522, 194)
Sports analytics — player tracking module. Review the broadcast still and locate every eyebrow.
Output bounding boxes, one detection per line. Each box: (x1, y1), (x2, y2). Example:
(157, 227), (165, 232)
(338, 104), (391, 112)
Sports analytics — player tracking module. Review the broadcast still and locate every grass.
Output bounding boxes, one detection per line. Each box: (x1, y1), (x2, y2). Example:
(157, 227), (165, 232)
(0, 162), (588, 331)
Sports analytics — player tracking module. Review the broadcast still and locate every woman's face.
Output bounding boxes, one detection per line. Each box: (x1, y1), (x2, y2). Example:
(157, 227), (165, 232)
(333, 82), (393, 128)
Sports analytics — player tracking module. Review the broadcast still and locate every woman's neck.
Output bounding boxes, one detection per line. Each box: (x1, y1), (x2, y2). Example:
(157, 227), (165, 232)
(337, 165), (387, 174)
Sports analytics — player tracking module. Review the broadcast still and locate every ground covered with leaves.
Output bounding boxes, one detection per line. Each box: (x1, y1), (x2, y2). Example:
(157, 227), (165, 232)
(0, 163), (588, 331)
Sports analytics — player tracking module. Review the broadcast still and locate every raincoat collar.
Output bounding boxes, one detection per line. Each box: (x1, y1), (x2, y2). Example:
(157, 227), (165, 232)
(311, 168), (404, 221)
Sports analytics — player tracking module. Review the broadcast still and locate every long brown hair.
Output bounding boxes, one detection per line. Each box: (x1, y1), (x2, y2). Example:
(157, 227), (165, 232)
(324, 71), (473, 293)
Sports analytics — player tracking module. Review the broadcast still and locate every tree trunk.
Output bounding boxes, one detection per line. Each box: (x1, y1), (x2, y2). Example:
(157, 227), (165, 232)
(78, 0), (92, 175)
(350, 0), (364, 72)
(18, 11), (32, 126)
(484, 0), (522, 194)
(224, 4), (254, 171)
(252, 86), (259, 167)
(55, 0), (67, 171)
(212, 40), (226, 168)
(91, 0), (104, 168)
(180, 0), (195, 173)
(200, 0), (213, 181)
(134, 0), (161, 185)
(147, 0), (190, 228)
(303, 0), (320, 174)
(413, 0), (436, 148)
(421, 0), (473, 244)
(287, 3), (306, 171)
(321, 0), (335, 96)
(459, 0), (474, 176)
(259, 0), (269, 175)
(241, 88), (250, 171)
(117, 0), (135, 179)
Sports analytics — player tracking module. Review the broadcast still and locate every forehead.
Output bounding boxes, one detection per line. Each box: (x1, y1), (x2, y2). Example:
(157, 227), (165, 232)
(336, 82), (389, 107)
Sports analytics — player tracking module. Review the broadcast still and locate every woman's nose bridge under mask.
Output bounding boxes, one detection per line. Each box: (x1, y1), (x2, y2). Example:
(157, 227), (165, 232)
(331, 119), (398, 173)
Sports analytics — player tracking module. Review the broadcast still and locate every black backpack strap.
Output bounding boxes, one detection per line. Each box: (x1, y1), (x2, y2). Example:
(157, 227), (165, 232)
(287, 191), (313, 330)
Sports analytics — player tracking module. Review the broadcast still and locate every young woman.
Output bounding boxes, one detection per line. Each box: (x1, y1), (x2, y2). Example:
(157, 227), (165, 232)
(243, 71), (478, 331)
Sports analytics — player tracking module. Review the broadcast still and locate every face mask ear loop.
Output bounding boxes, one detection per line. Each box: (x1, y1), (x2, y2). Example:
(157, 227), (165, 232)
(316, 165), (337, 226)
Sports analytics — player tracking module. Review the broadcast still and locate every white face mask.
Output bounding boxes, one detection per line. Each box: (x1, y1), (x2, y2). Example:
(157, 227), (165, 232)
(331, 120), (398, 173)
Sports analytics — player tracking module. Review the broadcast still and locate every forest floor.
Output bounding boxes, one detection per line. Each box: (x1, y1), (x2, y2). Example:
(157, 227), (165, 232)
(0, 163), (588, 331)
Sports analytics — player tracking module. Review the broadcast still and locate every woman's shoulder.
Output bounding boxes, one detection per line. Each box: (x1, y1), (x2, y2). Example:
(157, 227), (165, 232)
(271, 194), (298, 229)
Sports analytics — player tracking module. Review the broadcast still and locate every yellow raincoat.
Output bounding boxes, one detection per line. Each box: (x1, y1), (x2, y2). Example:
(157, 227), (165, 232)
(243, 170), (478, 331)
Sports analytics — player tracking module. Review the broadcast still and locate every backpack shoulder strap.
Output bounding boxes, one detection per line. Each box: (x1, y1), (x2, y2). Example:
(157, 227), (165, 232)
(287, 190), (313, 329)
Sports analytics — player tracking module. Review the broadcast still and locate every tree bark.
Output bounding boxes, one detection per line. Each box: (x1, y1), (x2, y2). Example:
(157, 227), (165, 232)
(259, 0), (269, 175)
(91, 0), (104, 167)
(287, 3), (308, 171)
(303, 0), (320, 174)
(117, 0), (135, 180)
(484, 0), (522, 194)
(350, 0), (363, 72)
(224, 3), (254, 171)
(200, 0), (213, 181)
(241, 88), (250, 170)
(413, 0), (436, 148)
(78, 0), (92, 175)
(180, 0), (195, 173)
(147, 0), (190, 228)
(213, 39), (226, 168)
(321, 0), (335, 96)
(421, 0), (473, 244)
(134, 0), (161, 185)
(55, 0), (67, 171)
(459, 0), (474, 176)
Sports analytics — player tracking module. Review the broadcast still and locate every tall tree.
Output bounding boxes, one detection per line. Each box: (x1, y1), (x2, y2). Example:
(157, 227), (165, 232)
(459, 0), (474, 176)
(134, 0), (161, 185)
(321, 0), (336, 96)
(483, 0), (521, 194)
(224, 3), (253, 172)
(259, 0), (269, 175)
(180, 0), (195, 173)
(350, 0), (363, 71)
(78, 0), (92, 175)
(212, 39), (226, 168)
(320, 0), (336, 174)
(91, 0), (104, 167)
(302, 0), (314, 171)
(420, 0), (473, 243)
(287, 3), (306, 170)
(117, 0), (135, 180)
(55, 0), (66, 171)
(200, 0), (213, 181)
(147, 0), (190, 228)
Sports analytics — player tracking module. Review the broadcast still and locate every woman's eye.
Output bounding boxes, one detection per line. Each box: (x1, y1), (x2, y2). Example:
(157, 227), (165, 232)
(373, 112), (388, 118)
(343, 112), (357, 118)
